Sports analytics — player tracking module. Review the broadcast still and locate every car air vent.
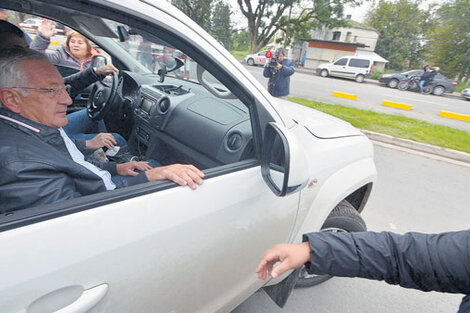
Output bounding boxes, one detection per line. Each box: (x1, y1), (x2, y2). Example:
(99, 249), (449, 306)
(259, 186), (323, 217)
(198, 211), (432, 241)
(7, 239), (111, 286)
(158, 97), (170, 114)
(227, 132), (243, 151)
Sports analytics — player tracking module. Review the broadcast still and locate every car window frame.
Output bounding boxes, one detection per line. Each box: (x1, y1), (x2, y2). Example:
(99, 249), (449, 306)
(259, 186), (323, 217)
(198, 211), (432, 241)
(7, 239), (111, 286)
(0, 3), (272, 232)
(334, 58), (348, 66)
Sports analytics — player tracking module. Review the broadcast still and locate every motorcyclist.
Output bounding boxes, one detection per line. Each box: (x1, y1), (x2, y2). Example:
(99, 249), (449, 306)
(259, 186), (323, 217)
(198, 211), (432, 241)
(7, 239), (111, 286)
(419, 65), (439, 93)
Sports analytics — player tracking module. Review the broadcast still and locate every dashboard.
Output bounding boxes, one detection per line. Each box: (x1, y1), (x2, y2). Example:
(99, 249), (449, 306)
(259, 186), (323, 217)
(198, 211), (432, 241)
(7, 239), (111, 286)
(118, 71), (254, 169)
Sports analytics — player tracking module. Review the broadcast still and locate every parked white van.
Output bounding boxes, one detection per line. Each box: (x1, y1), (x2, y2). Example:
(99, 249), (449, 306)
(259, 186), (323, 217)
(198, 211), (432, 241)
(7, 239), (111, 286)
(316, 56), (374, 83)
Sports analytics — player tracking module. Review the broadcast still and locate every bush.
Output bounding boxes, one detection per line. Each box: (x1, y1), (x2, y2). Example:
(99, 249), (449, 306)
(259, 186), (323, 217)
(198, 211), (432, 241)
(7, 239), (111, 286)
(370, 69), (385, 80)
(456, 81), (469, 93)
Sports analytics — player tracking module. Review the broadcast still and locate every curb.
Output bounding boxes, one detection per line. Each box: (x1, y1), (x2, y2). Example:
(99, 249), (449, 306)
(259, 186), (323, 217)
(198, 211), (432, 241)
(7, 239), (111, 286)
(361, 130), (470, 164)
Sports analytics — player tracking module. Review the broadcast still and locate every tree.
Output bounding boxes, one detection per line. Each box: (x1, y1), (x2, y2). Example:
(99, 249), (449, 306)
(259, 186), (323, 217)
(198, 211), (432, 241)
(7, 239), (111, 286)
(171, 0), (213, 31)
(231, 29), (251, 51)
(426, 0), (470, 82)
(365, 0), (430, 70)
(210, 1), (232, 48)
(237, 0), (361, 53)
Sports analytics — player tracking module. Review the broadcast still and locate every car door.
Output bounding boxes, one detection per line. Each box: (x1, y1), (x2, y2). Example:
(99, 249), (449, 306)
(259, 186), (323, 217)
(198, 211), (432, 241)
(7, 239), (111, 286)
(329, 57), (348, 77)
(0, 8), (300, 313)
(255, 50), (267, 65)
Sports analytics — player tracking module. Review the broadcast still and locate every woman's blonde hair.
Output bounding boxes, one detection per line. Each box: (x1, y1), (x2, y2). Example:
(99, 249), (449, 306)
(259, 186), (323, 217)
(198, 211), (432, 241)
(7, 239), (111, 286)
(65, 31), (92, 57)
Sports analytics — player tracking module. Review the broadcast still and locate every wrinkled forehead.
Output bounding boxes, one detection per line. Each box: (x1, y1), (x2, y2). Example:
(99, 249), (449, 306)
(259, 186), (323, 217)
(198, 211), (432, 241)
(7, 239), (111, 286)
(20, 59), (63, 86)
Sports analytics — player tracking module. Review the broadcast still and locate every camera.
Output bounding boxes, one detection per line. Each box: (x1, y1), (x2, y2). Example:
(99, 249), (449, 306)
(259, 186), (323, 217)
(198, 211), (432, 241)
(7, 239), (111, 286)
(269, 55), (278, 68)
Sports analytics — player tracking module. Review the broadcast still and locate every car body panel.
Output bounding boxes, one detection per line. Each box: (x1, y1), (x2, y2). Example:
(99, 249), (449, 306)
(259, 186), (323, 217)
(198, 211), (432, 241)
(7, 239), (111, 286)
(461, 88), (470, 100)
(316, 56), (373, 81)
(244, 50), (269, 66)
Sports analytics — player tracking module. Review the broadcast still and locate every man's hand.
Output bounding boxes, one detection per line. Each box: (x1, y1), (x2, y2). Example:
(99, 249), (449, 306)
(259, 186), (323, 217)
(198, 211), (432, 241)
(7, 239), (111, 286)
(256, 242), (311, 280)
(145, 164), (204, 190)
(40, 19), (55, 38)
(274, 63), (283, 71)
(117, 161), (153, 176)
(85, 133), (117, 150)
(94, 64), (119, 76)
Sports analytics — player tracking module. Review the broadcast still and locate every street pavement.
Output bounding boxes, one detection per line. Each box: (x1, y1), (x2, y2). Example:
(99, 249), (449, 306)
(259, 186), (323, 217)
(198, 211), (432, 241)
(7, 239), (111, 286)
(242, 63), (470, 133)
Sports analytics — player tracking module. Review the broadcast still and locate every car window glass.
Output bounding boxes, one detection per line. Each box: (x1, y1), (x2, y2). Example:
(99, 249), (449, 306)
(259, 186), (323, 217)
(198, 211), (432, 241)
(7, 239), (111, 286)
(334, 58), (347, 66)
(349, 59), (370, 68)
(2, 10), (255, 214)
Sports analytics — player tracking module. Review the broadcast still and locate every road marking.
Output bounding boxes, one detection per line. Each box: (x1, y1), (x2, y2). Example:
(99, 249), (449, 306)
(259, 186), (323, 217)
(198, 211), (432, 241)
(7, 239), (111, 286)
(332, 91), (357, 100)
(382, 100), (411, 110)
(30, 37), (60, 45)
(439, 110), (470, 122)
(372, 140), (470, 168)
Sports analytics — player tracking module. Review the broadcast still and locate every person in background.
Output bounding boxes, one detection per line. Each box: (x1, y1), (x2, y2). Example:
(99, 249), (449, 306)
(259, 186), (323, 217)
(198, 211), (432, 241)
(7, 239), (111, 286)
(257, 229), (470, 313)
(419, 65), (439, 93)
(28, 18), (126, 148)
(263, 48), (295, 99)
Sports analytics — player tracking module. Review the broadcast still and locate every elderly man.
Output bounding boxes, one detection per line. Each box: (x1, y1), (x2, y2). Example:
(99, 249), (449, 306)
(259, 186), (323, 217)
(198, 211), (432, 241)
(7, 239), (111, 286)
(0, 47), (204, 212)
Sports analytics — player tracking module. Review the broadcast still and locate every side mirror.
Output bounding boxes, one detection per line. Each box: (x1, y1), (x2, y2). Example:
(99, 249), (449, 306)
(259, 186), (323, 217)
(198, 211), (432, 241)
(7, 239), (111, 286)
(116, 25), (130, 42)
(261, 122), (309, 196)
(91, 55), (107, 68)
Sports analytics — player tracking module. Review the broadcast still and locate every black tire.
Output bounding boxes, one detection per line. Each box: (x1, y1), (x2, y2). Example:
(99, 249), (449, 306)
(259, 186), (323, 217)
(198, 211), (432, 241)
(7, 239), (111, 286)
(320, 69), (328, 77)
(423, 84), (433, 95)
(296, 200), (366, 288)
(355, 74), (365, 83)
(247, 58), (254, 66)
(387, 79), (399, 88)
(397, 80), (409, 91)
(432, 85), (445, 96)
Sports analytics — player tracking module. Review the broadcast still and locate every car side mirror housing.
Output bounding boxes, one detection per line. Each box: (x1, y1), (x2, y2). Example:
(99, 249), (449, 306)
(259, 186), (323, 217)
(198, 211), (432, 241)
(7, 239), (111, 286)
(91, 55), (107, 68)
(261, 122), (309, 196)
(116, 25), (130, 42)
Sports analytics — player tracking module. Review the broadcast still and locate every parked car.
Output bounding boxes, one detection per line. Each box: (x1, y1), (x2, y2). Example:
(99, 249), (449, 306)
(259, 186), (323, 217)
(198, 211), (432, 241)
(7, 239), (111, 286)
(316, 56), (374, 83)
(379, 70), (457, 96)
(244, 50), (270, 66)
(18, 18), (41, 32)
(461, 88), (470, 101)
(0, 1), (377, 312)
(54, 21), (68, 36)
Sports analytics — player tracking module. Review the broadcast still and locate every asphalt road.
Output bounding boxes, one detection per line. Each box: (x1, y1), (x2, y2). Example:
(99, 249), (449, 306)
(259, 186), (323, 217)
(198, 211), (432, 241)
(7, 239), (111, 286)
(232, 142), (470, 313)
(243, 64), (470, 133)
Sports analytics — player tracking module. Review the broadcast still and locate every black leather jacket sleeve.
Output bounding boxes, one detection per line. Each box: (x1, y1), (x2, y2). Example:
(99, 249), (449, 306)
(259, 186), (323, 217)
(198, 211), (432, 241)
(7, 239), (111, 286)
(64, 66), (100, 98)
(303, 230), (470, 295)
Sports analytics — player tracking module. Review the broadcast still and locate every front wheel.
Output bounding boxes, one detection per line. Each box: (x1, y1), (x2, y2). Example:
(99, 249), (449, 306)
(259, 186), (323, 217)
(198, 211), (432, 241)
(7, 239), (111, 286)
(295, 200), (367, 288)
(397, 80), (409, 91)
(387, 79), (399, 88)
(247, 58), (255, 66)
(320, 69), (328, 77)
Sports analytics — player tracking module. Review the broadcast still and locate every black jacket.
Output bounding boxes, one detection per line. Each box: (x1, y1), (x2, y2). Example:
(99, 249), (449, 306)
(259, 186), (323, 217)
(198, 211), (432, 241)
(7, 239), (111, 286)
(0, 109), (146, 213)
(421, 70), (438, 82)
(303, 230), (470, 312)
(263, 58), (295, 97)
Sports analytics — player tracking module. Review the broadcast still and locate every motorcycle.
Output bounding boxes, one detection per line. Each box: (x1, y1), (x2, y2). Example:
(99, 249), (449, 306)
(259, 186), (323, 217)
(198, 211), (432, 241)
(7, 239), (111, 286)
(397, 74), (434, 94)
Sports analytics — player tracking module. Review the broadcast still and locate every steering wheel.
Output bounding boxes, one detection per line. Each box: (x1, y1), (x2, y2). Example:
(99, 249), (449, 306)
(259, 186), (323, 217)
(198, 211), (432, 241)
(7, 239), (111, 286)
(86, 72), (119, 120)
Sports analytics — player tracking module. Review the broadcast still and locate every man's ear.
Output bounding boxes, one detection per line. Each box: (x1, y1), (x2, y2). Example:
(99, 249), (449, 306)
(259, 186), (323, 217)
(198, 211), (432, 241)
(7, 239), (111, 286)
(0, 89), (22, 114)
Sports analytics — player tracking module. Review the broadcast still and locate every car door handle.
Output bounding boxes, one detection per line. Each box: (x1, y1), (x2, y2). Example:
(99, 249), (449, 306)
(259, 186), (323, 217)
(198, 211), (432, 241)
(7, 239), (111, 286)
(54, 284), (108, 313)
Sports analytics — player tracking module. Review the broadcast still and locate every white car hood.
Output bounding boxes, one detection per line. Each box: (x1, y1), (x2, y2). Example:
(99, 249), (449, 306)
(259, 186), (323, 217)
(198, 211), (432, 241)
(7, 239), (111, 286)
(271, 99), (363, 138)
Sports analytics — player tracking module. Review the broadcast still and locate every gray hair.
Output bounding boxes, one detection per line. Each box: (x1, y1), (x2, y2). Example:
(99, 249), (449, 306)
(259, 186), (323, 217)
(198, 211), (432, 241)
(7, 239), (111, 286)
(275, 48), (287, 57)
(0, 47), (50, 107)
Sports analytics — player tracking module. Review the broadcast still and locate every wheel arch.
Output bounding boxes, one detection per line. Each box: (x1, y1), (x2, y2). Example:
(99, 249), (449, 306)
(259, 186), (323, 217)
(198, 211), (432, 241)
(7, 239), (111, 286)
(291, 157), (376, 244)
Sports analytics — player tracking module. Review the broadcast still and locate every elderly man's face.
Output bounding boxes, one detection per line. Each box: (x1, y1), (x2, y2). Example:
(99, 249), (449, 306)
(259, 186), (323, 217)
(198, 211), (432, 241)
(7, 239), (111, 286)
(277, 53), (285, 62)
(14, 59), (72, 128)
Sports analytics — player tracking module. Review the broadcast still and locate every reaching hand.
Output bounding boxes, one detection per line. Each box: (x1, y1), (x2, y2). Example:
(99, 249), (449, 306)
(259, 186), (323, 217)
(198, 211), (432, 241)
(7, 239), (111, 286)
(145, 164), (205, 190)
(116, 161), (153, 176)
(85, 133), (117, 150)
(40, 19), (55, 38)
(95, 64), (119, 76)
(256, 242), (311, 280)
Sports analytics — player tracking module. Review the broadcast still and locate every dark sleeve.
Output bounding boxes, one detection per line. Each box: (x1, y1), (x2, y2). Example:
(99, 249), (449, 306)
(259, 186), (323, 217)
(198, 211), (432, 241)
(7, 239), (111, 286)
(263, 65), (272, 78)
(279, 59), (295, 77)
(0, 160), (82, 213)
(64, 67), (100, 97)
(302, 230), (470, 295)
(29, 33), (62, 65)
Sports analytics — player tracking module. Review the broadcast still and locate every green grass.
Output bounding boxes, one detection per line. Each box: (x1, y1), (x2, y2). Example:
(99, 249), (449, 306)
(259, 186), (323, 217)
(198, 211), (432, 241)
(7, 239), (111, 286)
(456, 81), (469, 93)
(289, 97), (470, 154)
(230, 49), (251, 61)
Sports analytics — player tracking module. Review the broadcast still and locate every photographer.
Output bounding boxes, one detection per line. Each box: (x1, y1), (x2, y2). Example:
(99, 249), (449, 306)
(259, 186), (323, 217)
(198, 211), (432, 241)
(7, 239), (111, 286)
(263, 48), (294, 99)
